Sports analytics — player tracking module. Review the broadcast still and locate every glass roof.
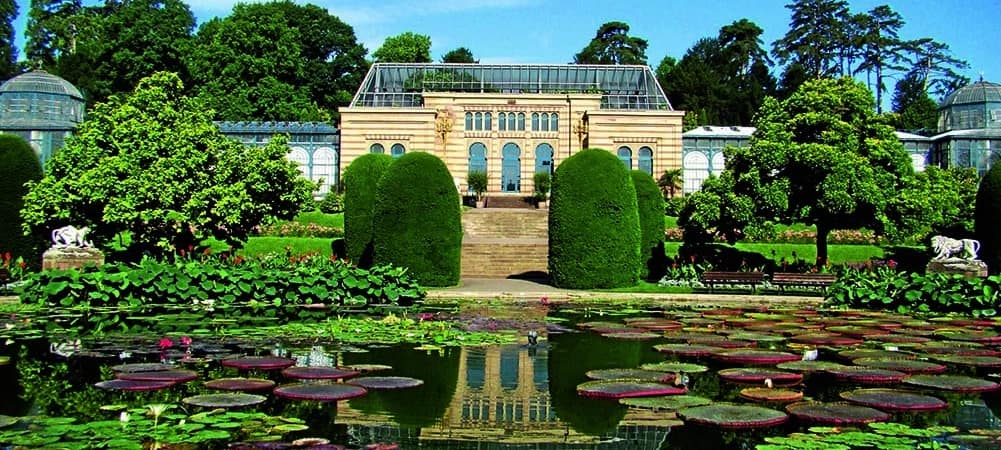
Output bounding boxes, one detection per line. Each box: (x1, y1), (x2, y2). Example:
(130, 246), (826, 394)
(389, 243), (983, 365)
(350, 63), (672, 111)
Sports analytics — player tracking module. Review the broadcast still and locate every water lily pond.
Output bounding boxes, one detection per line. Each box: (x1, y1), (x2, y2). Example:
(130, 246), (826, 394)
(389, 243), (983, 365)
(3, 302), (1001, 449)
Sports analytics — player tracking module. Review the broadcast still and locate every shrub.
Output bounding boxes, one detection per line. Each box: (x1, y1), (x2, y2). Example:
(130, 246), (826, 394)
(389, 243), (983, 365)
(467, 170), (488, 200)
(343, 153), (394, 267)
(317, 191), (343, 213)
(549, 148), (640, 288)
(533, 171), (552, 201)
(664, 195), (686, 216)
(827, 267), (1001, 317)
(0, 134), (44, 265)
(631, 170), (667, 280)
(976, 163), (1001, 274)
(372, 152), (462, 287)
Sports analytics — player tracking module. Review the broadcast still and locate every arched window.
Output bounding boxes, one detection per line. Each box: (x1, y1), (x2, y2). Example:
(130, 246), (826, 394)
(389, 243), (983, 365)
(507, 113), (516, 131)
(391, 143), (406, 158)
(464, 112), (473, 130)
(541, 113), (549, 132)
(531, 113), (539, 131)
(312, 147), (337, 195)
(498, 112), (507, 131)
(501, 142), (521, 192)
(517, 113), (526, 131)
(535, 143), (553, 174)
(475, 112), (483, 131)
(683, 152), (710, 193)
(617, 146), (632, 169)
(484, 112), (492, 130)
(551, 113), (558, 131)
(288, 147), (310, 179)
(370, 143), (385, 154)
(638, 146), (653, 175)
(469, 142), (487, 174)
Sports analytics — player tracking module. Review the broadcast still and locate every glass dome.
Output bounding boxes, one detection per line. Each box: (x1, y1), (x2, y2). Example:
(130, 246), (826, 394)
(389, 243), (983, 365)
(0, 70), (86, 166)
(937, 80), (1001, 132)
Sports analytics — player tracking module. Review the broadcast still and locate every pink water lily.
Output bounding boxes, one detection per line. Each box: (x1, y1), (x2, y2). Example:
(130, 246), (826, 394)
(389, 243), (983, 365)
(180, 336), (192, 347)
(158, 337), (173, 350)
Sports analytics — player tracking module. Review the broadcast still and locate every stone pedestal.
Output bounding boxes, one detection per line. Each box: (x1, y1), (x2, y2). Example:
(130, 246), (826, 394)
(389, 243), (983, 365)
(42, 247), (105, 271)
(926, 259), (989, 278)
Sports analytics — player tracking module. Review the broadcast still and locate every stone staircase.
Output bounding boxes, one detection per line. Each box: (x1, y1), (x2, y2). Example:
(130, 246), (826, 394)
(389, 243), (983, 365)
(461, 207), (549, 278)
(484, 195), (535, 209)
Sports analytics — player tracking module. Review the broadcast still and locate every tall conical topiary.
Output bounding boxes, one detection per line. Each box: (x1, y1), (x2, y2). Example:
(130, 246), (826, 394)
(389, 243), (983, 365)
(0, 134), (44, 265)
(343, 153), (394, 267)
(631, 170), (667, 280)
(976, 162), (1001, 274)
(549, 148), (640, 288)
(372, 152), (462, 286)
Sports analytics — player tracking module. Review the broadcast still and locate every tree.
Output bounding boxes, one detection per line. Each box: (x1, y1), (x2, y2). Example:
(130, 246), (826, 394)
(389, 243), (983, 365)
(0, 0), (16, 80)
(853, 5), (907, 113)
(680, 77), (915, 265)
(905, 38), (969, 99)
(888, 166), (977, 242)
(372, 32), (431, 63)
(54, 0), (195, 105)
(441, 47), (476, 63)
(25, 0), (81, 68)
(658, 168), (683, 199)
(20, 72), (315, 259)
(892, 71), (937, 132)
(573, 21), (648, 65)
(719, 18), (772, 78)
(186, 1), (368, 121)
(772, 0), (849, 78)
(0, 134), (43, 264)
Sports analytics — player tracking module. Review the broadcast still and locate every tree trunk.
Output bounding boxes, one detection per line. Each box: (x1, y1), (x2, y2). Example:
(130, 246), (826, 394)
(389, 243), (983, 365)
(816, 223), (830, 269)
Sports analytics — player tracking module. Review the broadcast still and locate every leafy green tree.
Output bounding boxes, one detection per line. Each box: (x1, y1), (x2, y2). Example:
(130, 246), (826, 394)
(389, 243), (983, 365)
(772, 0), (849, 78)
(854, 5), (907, 113)
(25, 0), (81, 69)
(680, 77), (914, 264)
(0, 0), (16, 80)
(660, 37), (727, 125)
(888, 166), (977, 242)
(187, 1), (368, 121)
(905, 38), (969, 99)
(20, 72), (314, 259)
(892, 71), (938, 133)
(54, 0), (195, 105)
(441, 47), (476, 63)
(0, 134), (43, 264)
(658, 168), (683, 199)
(573, 21), (648, 65)
(373, 32), (431, 63)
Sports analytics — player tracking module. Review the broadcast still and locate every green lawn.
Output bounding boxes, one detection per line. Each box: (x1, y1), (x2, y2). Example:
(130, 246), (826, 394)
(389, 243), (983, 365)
(237, 237), (333, 258)
(663, 242), (884, 265)
(294, 211), (343, 228)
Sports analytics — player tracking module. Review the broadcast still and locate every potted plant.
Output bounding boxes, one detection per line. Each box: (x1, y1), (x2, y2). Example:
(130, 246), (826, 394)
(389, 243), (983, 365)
(467, 170), (488, 207)
(533, 171), (551, 209)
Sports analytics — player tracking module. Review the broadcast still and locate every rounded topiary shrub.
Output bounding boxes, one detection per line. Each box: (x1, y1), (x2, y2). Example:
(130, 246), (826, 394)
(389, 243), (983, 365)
(631, 170), (667, 280)
(0, 134), (43, 264)
(372, 152), (462, 287)
(549, 148), (640, 288)
(343, 153), (394, 267)
(976, 162), (1001, 274)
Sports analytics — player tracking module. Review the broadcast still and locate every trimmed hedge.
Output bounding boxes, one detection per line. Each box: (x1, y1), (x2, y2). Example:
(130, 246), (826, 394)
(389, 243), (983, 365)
(0, 134), (43, 264)
(372, 152), (462, 287)
(343, 153), (394, 267)
(549, 148), (640, 288)
(631, 170), (667, 280)
(976, 162), (1001, 274)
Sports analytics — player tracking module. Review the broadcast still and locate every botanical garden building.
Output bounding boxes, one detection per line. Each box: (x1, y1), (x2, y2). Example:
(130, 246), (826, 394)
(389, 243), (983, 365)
(0, 70), (85, 167)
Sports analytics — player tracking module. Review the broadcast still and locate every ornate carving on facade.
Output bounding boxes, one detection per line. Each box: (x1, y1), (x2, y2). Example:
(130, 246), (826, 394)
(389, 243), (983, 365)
(435, 108), (454, 151)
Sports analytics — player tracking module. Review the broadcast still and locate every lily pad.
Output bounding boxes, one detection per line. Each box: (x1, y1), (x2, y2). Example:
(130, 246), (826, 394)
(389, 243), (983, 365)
(281, 366), (361, 381)
(840, 388), (947, 412)
(640, 362), (710, 374)
(903, 374), (1001, 393)
(785, 401), (891, 425)
(110, 362), (174, 373)
(183, 393), (267, 408)
(619, 395), (712, 410)
(678, 403), (788, 429)
(117, 369), (198, 383)
(349, 376), (425, 390)
(653, 343), (725, 358)
(0, 356), (10, 366)
(791, 333), (864, 346)
(203, 378), (276, 392)
(576, 380), (686, 399)
(931, 354), (1001, 368)
(712, 350), (802, 365)
(739, 388), (803, 403)
(221, 356), (297, 371)
(585, 368), (674, 382)
(851, 358), (947, 374)
(273, 383), (368, 402)
(95, 379), (176, 391)
(718, 368), (802, 386)
(0, 415), (18, 428)
(776, 361), (848, 372)
(601, 331), (663, 340)
(838, 349), (914, 361)
(343, 364), (393, 373)
(824, 367), (907, 385)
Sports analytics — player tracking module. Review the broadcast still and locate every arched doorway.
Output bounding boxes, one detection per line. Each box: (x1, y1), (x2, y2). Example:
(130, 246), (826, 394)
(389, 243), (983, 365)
(617, 146), (632, 169)
(683, 152), (709, 193)
(535, 143), (553, 174)
(502, 142), (521, 192)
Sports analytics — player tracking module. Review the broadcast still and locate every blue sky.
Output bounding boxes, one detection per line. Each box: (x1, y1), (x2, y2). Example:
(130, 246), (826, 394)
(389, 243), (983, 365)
(11, 0), (1001, 84)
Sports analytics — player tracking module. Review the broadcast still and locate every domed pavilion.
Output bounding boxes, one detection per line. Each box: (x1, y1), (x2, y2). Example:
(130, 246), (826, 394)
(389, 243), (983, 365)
(931, 79), (1001, 176)
(0, 70), (85, 167)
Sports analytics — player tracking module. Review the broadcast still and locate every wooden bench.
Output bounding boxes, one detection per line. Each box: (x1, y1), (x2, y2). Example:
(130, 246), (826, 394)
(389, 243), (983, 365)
(700, 271), (767, 293)
(770, 272), (837, 294)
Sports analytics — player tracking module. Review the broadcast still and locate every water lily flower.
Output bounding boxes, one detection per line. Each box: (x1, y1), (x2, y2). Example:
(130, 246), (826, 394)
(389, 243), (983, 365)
(147, 404), (170, 419)
(118, 351), (132, 359)
(158, 337), (173, 350)
(120, 412), (130, 423)
(180, 336), (192, 347)
(540, 296), (550, 305)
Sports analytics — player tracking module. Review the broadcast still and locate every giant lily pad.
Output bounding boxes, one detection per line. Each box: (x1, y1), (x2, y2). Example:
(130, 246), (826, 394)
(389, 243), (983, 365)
(852, 358), (947, 374)
(624, 318), (683, 331)
(619, 395), (712, 410)
(640, 362), (710, 374)
(0, 415), (17, 428)
(601, 331), (663, 340)
(221, 356), (296, 371)
(95, 379), (176, 391)
(203, 378), (276, 392)
(281, 366), (361, 381)
(678, 404), (788, 429)
(718, 368), (802, 386)
(577, 380), (686, 399)
(273, 383), (368, 402)
(776, 361), (848, 373)
(740, 388), (803, 403)
(824, 367), (907, 385)
(349, 376), (424, 390)
(110, 363), (174, 373)
(183, 393), (267, 408)
(653, 343), (724, 358)
(117, 369), (198, 383)
(785, 401), (891, 425)
(791, 333), (864, 346)
(712, 350), (802, 365)
(585, 368), (674, 383)
(686, 337), (756, 348)
(840, 388), (947, 412)
(838, 349), (914, 361)
(903, 374), (1001, 393)
(930, 354), (1001, 368)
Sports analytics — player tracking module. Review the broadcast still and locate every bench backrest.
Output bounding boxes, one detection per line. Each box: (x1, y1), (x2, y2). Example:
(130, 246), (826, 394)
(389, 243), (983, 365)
(701, 271), (766, 282)
(771, 273), (836, 282)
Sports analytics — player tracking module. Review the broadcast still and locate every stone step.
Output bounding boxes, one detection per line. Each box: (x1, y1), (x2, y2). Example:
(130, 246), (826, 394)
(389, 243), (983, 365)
(462, 209), (549, 240)
(461, 239), (548, 278)
(484, 195), (535, 209)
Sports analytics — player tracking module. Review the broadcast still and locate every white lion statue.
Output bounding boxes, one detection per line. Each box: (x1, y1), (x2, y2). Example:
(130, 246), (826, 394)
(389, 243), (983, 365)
(52, 225), (93, 248)
(931, 235), (980, 261)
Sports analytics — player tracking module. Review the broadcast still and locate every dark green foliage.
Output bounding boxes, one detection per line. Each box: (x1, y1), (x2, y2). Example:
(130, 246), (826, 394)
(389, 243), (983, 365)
(827, 268), (1001, 317)
(0, 134), (43, 263)
(372, 152), (462, 287)
(343, 153), (393, 267)
(631, 170), (667, 280)
(574, 21), (648, 65)
(549, 148), (640, 288)
(533, 171), (551, 199)
(466, 170), (487, 200)
(317, 191), (343, 214)
(976, 163), (1001, 274)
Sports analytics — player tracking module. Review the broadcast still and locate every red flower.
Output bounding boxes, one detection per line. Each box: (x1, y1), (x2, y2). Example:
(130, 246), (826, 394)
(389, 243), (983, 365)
(203, 248), (211, 256)
(179, 249), (186, 257)
(158, 337), (173, 350)
(3, 252), (9, 263)
(233, 256), (244, 265)
(18, 261), (26, 269)
(887, 259), (898, 268)
(180, 336), (192, 347)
